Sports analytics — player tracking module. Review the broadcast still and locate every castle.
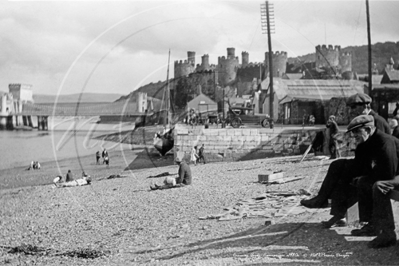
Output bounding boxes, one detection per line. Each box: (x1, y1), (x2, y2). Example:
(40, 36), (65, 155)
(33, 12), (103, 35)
(174, 45), (353, 89)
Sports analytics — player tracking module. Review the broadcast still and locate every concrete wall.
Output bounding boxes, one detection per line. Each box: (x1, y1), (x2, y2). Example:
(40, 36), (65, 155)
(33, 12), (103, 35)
(174, 124), (355, 163)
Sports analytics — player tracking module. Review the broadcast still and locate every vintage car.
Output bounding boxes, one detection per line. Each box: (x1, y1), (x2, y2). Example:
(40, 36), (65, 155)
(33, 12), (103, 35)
(226, 106), (271, 128)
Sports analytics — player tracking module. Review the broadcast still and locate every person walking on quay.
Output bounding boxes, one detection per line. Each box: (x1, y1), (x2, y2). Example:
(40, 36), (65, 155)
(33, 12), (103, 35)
(326, 115), (340, 159)
(96, 151), (101, 165)
(197, 144), (206, 164)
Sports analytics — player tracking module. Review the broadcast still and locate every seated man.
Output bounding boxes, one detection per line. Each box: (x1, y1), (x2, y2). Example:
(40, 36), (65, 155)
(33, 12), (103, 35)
(150, 157), (192, 190)
(54, 172), (92, 188)
(349, 121), (399, 248)
(300, 93), (390, 224)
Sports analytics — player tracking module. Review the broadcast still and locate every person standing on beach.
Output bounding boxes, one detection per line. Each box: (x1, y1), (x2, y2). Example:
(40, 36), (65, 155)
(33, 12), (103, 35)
(198, 144), (206, 164)
(96, 151), (101, 164)
(190, 146), (198, 166)
(104, 155), (109, 167)
(102, 149), (108, 164)
(65, 170), (74, 182)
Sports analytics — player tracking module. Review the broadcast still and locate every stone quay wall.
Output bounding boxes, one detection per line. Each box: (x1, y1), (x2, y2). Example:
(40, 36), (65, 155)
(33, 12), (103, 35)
(173, 124), (354, 163)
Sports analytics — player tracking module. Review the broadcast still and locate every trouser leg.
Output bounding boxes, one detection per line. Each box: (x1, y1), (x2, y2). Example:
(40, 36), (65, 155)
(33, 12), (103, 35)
(330, 178), (358, 218)
(372, 182), (395, 232)
(357, 176), (374, 223)
(317, 159), (353, 201)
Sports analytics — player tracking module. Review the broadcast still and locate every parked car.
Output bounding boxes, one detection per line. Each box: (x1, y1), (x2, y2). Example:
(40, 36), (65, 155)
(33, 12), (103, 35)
(226, 106), (271, 128)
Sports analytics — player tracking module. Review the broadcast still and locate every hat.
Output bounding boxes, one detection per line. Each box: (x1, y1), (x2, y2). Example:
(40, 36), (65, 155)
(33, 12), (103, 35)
(346, 93), (372, 106)
(347, 115), (374, 132)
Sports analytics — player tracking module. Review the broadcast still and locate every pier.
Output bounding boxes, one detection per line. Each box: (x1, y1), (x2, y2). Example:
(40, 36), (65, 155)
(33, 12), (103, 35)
(0, 84), (150, 130)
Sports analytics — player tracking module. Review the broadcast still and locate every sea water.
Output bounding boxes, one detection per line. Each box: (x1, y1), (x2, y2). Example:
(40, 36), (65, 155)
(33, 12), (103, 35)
(0, 117), (136, 170)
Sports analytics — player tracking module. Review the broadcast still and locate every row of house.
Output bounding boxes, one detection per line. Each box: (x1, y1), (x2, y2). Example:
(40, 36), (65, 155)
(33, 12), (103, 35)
(186, 59), (399, 126)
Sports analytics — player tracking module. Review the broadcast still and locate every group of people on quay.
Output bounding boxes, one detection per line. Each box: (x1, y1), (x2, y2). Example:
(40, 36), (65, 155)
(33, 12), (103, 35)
(301, 92), (399, 249)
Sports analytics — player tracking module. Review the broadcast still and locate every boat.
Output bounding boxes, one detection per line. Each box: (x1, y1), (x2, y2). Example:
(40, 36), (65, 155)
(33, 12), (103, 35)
(153, 126), (174, 156)
(153, 50), (175, 156)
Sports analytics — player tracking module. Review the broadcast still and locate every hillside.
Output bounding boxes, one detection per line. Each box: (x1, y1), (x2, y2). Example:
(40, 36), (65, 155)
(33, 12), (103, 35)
(287, 41), (399, 74)
(33, 92), (124, 103)
(115, 80), (169, 102)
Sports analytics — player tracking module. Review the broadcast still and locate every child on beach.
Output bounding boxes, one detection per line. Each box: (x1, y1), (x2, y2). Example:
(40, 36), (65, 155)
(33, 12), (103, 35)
(190, 146), (199, 166)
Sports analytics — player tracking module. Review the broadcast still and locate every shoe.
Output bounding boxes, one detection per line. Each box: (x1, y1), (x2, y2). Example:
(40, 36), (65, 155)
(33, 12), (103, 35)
(367, 231), (396, 248)
(321, 216), (347, 229)
(300, 196), (328, 209)
(351, 223), (377, 236)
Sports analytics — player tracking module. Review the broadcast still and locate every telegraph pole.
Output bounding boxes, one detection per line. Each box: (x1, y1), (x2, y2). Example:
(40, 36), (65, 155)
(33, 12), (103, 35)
(261, 1), (275, 123)
(366, 0), (372, 95)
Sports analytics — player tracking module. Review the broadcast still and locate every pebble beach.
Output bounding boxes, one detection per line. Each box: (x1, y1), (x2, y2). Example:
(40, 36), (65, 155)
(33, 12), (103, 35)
(2, 148), (399, 265)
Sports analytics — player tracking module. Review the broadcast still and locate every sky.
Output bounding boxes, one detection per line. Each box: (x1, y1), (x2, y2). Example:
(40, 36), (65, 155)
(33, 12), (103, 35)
(1, 0), (398, 96)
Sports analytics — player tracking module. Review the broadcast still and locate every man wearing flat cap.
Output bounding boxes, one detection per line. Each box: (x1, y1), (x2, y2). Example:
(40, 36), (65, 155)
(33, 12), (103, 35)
(346, 92), (390, 134)
(345, 115), (399, 248)
(301, 94), (390, 214)
(301, 115), (399, 247)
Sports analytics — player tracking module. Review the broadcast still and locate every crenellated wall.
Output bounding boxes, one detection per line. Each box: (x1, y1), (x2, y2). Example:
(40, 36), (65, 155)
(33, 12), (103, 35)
(174, 124), (355, 163)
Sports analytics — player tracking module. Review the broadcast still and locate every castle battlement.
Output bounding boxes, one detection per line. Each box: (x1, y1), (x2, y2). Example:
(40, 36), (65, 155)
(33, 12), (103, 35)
(174, 52), (196, 78)
(317, 44), (341, 51)
(241, 62), (263, 68)
(174, 60), (190, 65)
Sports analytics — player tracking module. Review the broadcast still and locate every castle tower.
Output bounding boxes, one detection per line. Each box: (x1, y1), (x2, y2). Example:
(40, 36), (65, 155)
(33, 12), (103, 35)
(174, 51), (196, 78)
(196, 54), (211, 72)
(315, 44), (340, 69)
(264, 51), (287, 77)
(217, 47), (239, 86)
(227, 47), (235, 59)
(242, 51), (249, 67)
(187, 51), (196, 66)
(339, 52), (352, 73)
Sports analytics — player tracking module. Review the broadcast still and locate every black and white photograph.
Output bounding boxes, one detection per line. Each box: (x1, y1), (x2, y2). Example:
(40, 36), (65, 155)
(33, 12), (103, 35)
(1, 0), (399, 265)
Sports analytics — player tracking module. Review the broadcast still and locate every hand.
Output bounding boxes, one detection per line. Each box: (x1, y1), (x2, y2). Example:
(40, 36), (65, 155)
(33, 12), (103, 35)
(375, 181), (394, 195)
